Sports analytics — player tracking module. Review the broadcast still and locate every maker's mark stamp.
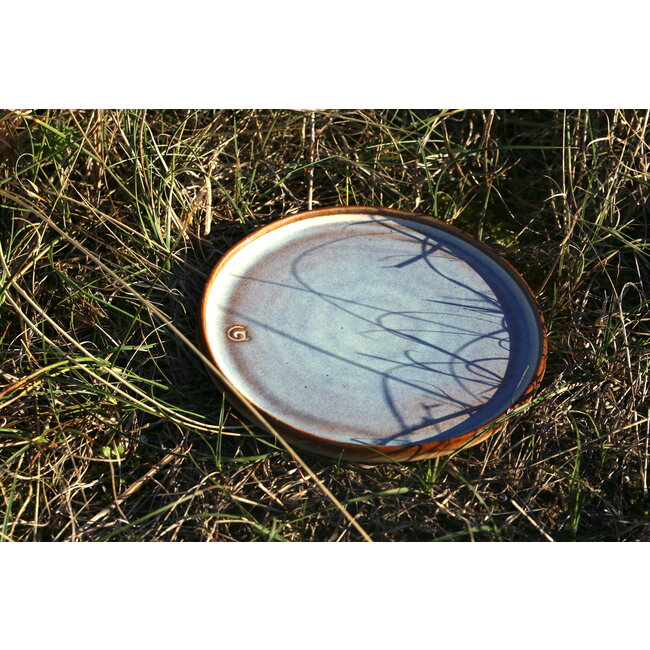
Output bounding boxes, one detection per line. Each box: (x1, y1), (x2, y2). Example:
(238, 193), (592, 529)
(226, 325), (250, 342)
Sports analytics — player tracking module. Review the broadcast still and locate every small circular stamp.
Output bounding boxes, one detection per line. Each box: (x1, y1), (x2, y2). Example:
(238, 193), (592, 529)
(226, 325), (250, 342)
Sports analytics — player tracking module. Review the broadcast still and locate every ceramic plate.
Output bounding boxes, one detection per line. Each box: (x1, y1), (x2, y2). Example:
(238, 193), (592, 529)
(201, 207), (546, 462)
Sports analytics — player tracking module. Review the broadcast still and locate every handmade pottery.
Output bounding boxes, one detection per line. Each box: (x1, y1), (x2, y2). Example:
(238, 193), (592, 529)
(200, 206), (547, 462)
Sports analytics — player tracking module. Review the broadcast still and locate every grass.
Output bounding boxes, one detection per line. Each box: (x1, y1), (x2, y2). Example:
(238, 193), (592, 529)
(0, 108), (648, 542)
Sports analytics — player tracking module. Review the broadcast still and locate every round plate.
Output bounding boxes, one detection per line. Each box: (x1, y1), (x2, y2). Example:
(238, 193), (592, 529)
(201, 207), (546, 462)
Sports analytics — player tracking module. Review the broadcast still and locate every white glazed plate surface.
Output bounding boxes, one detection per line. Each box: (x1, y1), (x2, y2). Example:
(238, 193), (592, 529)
(203, 211), (543, 448)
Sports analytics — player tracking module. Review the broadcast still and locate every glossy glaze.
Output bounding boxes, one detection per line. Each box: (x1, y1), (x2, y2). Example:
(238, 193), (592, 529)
(201, 207), (547, 462)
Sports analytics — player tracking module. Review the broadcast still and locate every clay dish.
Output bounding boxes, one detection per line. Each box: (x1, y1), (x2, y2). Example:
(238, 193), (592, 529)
(200, 206), (547, 463)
